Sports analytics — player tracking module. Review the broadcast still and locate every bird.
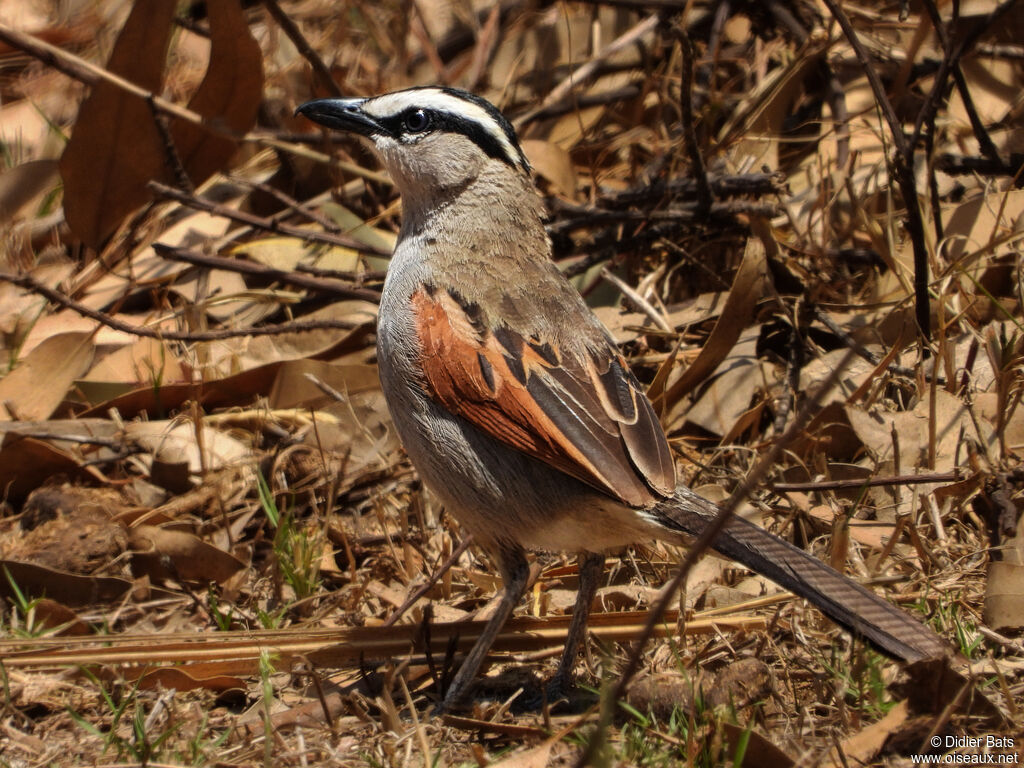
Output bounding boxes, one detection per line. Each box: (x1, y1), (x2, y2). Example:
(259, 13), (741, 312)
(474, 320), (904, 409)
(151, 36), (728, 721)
(296, 86), (948, 713)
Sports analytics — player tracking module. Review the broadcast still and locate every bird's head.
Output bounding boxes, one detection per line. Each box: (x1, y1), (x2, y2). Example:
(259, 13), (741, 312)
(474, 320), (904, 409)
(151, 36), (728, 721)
(297, 87), (531, 208)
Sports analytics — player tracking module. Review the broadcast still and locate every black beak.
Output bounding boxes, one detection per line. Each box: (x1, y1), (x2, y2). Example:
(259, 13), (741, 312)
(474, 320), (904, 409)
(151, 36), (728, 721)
(295, 98), (382, 137)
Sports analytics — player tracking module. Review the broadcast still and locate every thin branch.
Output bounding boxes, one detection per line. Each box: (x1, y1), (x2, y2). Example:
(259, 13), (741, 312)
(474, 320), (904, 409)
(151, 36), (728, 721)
(772, 471), (962, 492)
(147, 181), (390, 256)
(0, 23), (230, 140)
(820, 0), (931, 342)
(671, 27), (712, 218)
(152, 243), (382, 303)
(0, 271), (367, 342)
(261, 0), (342, 97)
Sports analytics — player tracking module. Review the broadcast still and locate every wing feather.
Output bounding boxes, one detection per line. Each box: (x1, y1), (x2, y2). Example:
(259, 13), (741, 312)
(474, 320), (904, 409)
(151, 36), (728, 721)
(411, 287), (676, 506)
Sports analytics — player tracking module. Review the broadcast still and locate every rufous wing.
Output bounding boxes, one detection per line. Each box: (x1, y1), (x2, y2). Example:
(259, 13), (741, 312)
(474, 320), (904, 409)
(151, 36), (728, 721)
(410, 285), (676, 507)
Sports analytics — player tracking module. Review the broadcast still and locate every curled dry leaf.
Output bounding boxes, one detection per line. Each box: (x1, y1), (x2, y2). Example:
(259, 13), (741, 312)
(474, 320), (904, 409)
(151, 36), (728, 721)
(659, 232), (771, 424)
(29, 598), (92, 636)
(124, 420), (251, 474)
(0, 434), (105, 504)
(128, 524), (246, 585)
(169, 0), (263, 188)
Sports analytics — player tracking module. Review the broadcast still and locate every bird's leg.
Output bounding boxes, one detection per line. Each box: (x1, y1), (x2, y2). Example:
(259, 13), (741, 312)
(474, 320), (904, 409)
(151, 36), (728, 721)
(436, 545), (530, 714)
(548, 551), (604, 697)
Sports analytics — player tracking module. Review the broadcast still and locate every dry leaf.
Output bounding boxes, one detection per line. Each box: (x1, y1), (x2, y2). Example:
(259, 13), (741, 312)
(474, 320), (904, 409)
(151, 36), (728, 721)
(128, 525), (247, 584)
(267, 360), (381, 410)
(59, 0), (262, 247)
(521, 138), (577, 196)
(134, 667), (246, 692)
(823, 700), (910, 767)
(124, 420), (251, 473)
(486, 737), (556, 768)
(845, 389), (996, 474)
(59, 0), (177, 246)
(0, 331), (95, 420)
(0, 559), (139, 607)
(0, 159), (59, 223)
(0, 434), (106, 504)
(169, 0), (264, 186)
(684, 327), (763, 437)
(660, 233), (771, 422)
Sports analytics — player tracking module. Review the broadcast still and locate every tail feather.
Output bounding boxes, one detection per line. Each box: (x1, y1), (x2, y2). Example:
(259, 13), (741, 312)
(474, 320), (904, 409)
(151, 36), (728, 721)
(656, 488), (949, 661)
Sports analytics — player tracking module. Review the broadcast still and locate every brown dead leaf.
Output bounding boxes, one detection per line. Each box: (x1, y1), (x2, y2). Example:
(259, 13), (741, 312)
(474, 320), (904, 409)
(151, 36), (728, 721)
(134, 666), (246, 692)
(722, 723), (796, 768)
(59, 0), (262, 247)
(169, 0), (263, 188)
(942, 188), (1024, 267)
(124, 420), (250, 474)
(59, 0), (177, 247)
(807, 505), (896, 550)
(238, 235), (361, 273)
(718, 44), (825, 170)
(128, 525), (246, 584)
(0, 259), (75, 338)
(0, 434), (107, 504)
(29, 598), (91, 636)
(77, 359), (303, 419)
(683, 327), (763, 437)
(660, 232), (771, 422)
(267, 360), (381, 410)
(823, 700), (910, 768)
(0, 159), (59, 223)
(80, 337), (187, 394)
(0, 559), (139, 607)
(845, 389), (996, 474)
(521, 138), (577, 197)
(0, 331), (95, 420)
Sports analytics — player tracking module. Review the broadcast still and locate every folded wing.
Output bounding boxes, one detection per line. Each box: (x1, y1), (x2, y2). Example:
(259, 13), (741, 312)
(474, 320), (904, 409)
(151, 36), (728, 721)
(411, 285), (676, 507)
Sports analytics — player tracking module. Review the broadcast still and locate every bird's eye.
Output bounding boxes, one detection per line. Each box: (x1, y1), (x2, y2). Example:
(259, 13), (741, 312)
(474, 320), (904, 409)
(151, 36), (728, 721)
(403, 109), (431, 133)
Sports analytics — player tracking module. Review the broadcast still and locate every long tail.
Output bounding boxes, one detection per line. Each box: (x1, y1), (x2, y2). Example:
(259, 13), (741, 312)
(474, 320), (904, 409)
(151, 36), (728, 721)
(655, 487), (949, 661)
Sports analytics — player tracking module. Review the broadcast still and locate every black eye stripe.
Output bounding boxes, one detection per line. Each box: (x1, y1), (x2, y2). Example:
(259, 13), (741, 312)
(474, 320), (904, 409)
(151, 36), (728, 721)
(375, 103), (529, 171)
